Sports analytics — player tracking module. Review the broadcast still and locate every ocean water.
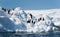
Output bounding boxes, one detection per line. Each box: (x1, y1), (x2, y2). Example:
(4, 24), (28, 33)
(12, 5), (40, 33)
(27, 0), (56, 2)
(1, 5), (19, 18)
(0, 31), (60, 37)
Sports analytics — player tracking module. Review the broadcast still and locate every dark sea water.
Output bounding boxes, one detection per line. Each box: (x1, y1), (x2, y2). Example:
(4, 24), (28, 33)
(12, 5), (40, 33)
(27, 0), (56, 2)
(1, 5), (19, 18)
(0, 31), (60, 37)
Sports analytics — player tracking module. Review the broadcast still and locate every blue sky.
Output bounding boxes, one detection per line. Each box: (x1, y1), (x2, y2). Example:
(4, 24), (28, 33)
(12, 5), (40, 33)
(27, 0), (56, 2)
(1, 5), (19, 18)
(0, 0), (60, 10)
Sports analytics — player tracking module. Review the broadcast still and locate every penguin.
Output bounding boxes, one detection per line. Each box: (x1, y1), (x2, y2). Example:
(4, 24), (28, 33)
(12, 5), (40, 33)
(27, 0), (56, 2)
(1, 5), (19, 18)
(27, 20), (31, 23)
(38, 18), (41, 21)
(43, 17), (44, 21)
(8, 10), (10, 14)
(2, 8), (6, 12)
(29, 13), (32, 19)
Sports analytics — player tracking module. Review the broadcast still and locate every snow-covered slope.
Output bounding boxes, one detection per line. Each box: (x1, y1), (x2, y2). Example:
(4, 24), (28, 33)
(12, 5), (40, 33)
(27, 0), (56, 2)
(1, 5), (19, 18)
(0, 7), (60, 33)
(0, 10), (15, 32)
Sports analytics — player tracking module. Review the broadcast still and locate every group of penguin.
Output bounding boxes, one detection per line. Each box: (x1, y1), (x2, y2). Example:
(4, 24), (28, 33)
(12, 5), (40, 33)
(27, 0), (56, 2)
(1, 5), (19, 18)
(1, 7), (60, 31)
(27, 13), (45, 24)
(1, 7), (45, 25)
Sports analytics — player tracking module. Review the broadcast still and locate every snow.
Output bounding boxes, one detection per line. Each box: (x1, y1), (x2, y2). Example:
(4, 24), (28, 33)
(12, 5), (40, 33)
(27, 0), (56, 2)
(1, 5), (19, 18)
(0, 7), (60, 33)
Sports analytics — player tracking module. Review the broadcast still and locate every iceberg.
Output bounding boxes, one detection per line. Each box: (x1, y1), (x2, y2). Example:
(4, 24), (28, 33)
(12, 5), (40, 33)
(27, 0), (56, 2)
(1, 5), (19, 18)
(0, 7), (60, 33)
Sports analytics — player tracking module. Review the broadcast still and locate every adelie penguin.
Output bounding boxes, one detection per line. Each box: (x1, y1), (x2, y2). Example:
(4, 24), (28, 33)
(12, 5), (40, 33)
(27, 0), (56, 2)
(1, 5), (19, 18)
(29, 13), (32, 19)
(27, 20), (31, 23)
(2, 8), (6, 12)
(38, 18), (41, 21)
(8, 10), (10, 14)
(43, 18), (44, 21)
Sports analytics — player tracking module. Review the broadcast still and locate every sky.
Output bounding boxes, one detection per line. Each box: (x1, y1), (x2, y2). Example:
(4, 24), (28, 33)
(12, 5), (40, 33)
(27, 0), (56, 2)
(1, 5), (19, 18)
(0, 0), (60, 10)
